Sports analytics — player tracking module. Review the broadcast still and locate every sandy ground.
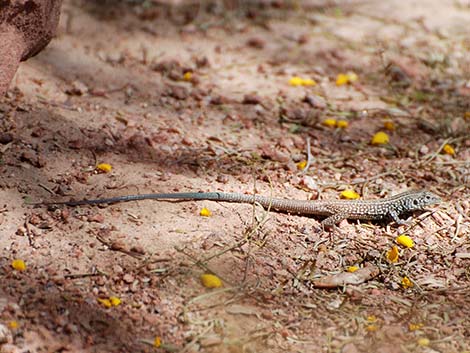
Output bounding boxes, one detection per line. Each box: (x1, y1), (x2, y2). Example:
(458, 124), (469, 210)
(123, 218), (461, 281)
(1, 0), (470, 352)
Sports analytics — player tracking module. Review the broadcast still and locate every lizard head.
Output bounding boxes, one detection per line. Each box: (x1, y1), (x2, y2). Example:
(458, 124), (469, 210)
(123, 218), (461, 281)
(405, 190), (441, 211)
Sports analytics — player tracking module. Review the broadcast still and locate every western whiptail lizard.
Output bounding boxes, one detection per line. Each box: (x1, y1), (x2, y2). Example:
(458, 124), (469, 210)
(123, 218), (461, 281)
(37, 189), (441, 227)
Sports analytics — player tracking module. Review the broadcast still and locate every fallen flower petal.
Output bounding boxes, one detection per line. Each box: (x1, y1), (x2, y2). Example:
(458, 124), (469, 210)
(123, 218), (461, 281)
(396, 235), (414, 248)
(371, 131), (390, 145)
(401, 276), (413, 289)
(200, 273), (223, 288)
(336, 120), (349, 128)
(340, 189), (360, 200)
(409, 323), (424, 331)
(97, 298), (112, 308)
(11, 259), (26, 271)
(200, 207), (212, 217)
(346, 71), (358, 82)
(183, 71), (192, 81)
(322, 118), (337, 127)
(442, 144), (455, 156)
(109, 296), (122, 306)
(336, 73), (349, 86)
(301, 78), (317, 86)
(347, 266), (359, 273)
(383, 121), (395, 131)
(387, 246), (399, 263)
(417, 338), (430, 346)
(289, 76), (304, 86)
(8, 321), (19, 329)
(96, 163), (112, 173)
(297, 160), (307, 170)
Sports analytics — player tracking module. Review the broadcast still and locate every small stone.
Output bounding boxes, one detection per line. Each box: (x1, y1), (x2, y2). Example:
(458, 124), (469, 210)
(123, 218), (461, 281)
(181, 137), (193, 146)
(112, 265), (124, 274)
(167, 85), (189, 100)
(199, 336), (223, 347)
(107, 52), (124, 64)
(216, 174), (229, 183)
(297, 33), (309, 44)
(195, 56), (210, 68)
(301, 176), (318, 191)
(242, 94), (262, 105)
(123, 273), (134, 284)
(303, 94), (326, 109)
(0, 324), (12, 344)
(130, 245), (145, 255)
(210, 95), (229, 105)
(341, 343), (359, 353)
(0, 344), (20, 353)
(66, 80), (88, 95)
(15, 226), (26, 236)
(20, 150), (37, 166)
(87, 213), (105, 223)
(419, 144), (429, 155)
(0, 133), (13, 144)
(110, 240), (127, 251)
(246, 37), (265, 49)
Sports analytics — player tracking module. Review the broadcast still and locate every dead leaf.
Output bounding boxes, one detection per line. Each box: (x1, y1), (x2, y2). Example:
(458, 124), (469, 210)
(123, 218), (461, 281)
(225, 305), (261, 319)
(312, 265), (380, 288)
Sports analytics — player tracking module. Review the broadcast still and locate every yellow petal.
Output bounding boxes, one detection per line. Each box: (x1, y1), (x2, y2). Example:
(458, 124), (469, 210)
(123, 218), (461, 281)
(297, 160), (307, 170)
(183, 71), (192, 81)
(322, 118), (337, 127)
(11, 259), (26, 271)
(96, 163), (112, 173)
(387, 246), (399, 263)
(409, 323), (424, 331)
(289, 76), (304, 86)
(200, 207), (212, 217)
(336, 120), (348, 128)
(396, 235), (414, 248)
(465, 111), (470, 119)
(383, 121), (395, 131)
(97, 298), (112, 308)
(366, 324), (378, 332)
(367, 315), (377, 322)
(8, 321), (19, 329)
(417, 338), (430, 347)
(154, 336), (162, 348)
(346, 72), (358, 82)
(347, 266), (359, 272)
(371, 131), (389, 145)
(200, 273), (223, 288)
(301, 78), (317, 86)
(336, 73), (349, 86)
(109, 296), (122, 306)
(401, 276), (413, 289)
(442, 144), (455, 156)
(340, 189), (360, 200)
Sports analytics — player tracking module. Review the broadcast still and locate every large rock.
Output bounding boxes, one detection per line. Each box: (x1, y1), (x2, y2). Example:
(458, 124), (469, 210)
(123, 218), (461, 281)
(0, 0), (62, 95)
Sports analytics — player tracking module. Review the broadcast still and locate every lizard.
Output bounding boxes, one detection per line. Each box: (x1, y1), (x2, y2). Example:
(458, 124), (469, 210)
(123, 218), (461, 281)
(36, 189), (441, 227)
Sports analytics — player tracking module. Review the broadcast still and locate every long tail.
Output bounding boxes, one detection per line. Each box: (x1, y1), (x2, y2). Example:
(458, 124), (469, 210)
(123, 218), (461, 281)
(43, 192), (274, 206)
(38, 192), (323, 215)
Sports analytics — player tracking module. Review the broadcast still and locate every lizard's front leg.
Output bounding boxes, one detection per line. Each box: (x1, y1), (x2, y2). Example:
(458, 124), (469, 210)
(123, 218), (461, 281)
(388, 209), (409, 226)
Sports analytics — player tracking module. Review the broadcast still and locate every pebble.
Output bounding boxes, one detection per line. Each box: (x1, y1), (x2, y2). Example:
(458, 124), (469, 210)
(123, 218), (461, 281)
(0, 324), (12, 344)
(0, 344), (20, 353)
(123, 273), (134, 284)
